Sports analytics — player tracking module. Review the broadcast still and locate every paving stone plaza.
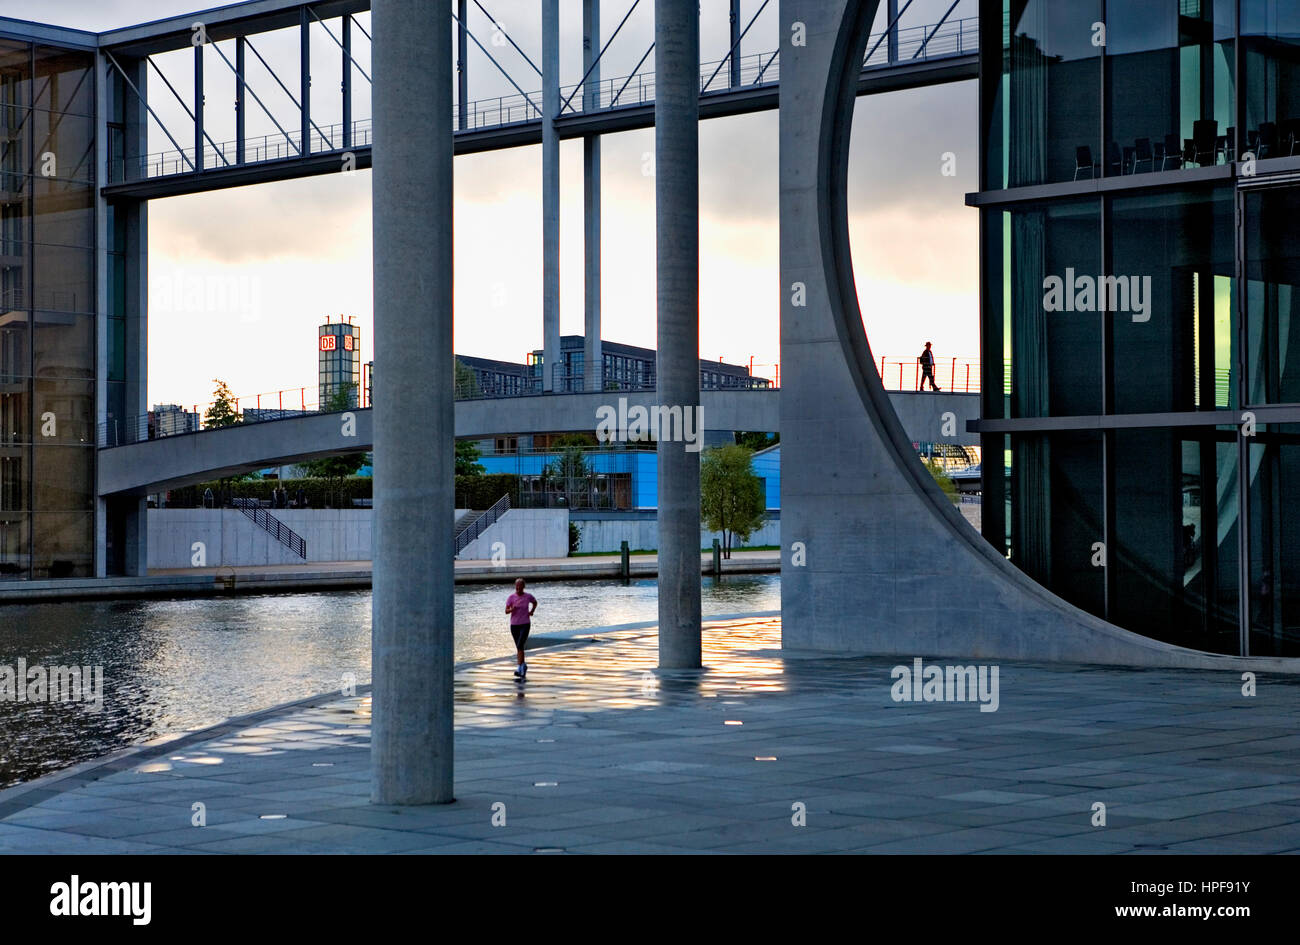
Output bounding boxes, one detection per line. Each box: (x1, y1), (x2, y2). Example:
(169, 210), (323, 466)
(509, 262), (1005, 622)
(2, 617), (1298, 855)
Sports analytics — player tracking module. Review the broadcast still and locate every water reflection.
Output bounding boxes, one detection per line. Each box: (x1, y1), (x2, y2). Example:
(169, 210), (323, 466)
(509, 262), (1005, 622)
(0, 575), (777, 787)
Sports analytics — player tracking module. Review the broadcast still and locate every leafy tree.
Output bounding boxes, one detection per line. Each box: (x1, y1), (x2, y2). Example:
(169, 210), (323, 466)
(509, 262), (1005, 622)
(701, 444), (766, 558)
(456, 440), (485, 477)
(298, 453), (367, 508)
(204, 379), (242, 429)
(324, 380), (357, 411)
(924, 458), (959, 502)
(546, 445), (591, 507)
(454, 358), (481, 399)
(735, 431), (778, 451)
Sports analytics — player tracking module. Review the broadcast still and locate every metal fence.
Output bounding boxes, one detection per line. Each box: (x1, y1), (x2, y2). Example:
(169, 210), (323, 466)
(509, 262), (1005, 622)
(110, 13), (978, 183)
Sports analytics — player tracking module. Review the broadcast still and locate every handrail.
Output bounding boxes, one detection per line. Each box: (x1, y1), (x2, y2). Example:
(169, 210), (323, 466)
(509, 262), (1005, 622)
(232, 497), (308, 559)
(454, 493), (510, 557)
(97, 374), (779, 448)
(108, 16), (978, 184)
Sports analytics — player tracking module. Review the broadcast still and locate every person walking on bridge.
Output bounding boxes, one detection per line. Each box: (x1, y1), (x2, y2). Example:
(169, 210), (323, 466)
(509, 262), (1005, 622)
(506, 578), (538, 679)
(919, 342), (941, 391)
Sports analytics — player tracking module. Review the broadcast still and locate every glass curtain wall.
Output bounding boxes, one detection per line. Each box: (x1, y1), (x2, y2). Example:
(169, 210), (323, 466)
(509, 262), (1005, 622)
(0, 40), (95, 580)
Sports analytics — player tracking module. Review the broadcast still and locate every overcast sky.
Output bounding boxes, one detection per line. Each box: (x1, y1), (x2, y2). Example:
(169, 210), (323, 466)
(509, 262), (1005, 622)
(5, 0), (979, 409)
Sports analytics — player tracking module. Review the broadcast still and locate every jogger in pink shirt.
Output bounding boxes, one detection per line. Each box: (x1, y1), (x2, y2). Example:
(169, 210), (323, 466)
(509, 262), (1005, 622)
(505, 578), (538, 679)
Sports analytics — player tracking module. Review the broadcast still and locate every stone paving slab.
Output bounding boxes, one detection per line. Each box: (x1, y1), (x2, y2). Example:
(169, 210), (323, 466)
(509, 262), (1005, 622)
(1, 615), (1298, 854)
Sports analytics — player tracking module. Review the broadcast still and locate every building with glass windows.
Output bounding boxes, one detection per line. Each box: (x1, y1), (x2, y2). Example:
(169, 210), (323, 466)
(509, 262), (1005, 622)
(974, 0), (1300, 657)
(0, 36), (96, 580)
(525, 335), (772, 394)
(318, 316), (361, 409)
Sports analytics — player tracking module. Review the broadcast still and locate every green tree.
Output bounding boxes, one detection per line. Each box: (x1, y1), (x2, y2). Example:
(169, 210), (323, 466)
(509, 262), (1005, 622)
(323, 380), (357, 411)
(923, 458), (959, 502)
(204, 379), (242, 429)
(298, 453), (367, 508)
(734, 431), (778, 451)
(701, 444), (766, 559)
(454, 358), (481, 399)
(546, 445), (591, 508)
(456, 440), (485, 477)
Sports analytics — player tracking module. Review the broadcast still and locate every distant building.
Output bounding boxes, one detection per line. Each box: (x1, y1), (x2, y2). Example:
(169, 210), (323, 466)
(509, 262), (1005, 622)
(530, 336), (770, 393)
(452, 335), (771, 396)
(455, 354), (532, 398)
(243, 407), (309, 423)
(319, 316), (361, 408)
(150, 404), (200, 436)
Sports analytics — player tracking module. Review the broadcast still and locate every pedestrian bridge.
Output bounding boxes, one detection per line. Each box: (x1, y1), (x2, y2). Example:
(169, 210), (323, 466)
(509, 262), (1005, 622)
(97, 389), (977, 496)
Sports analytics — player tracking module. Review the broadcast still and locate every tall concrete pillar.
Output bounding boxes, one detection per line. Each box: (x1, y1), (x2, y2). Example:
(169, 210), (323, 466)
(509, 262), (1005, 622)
(457, 0), (468, 131)
(583, 0), (602, 392)
(655, 0), (702, 668)
(99, 57), (149, 577)
(887, 0), (899, 63)
(370, 0), (454, 805)
(542, 0), (561, 391)
(729, 0), (741, 87)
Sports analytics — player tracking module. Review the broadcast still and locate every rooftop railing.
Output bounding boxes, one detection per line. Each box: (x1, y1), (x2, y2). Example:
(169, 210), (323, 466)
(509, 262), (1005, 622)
(109, 15), (977, 184)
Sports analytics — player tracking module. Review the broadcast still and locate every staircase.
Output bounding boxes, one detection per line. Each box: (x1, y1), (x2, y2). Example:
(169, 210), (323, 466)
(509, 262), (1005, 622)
(232, 498), (308, 560)
(453, 509), (479, 537)
(454, 494), (510, 558)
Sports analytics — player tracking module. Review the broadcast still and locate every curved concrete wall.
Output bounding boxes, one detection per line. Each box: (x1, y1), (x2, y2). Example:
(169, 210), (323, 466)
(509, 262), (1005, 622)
(778, 0), (1298, 671)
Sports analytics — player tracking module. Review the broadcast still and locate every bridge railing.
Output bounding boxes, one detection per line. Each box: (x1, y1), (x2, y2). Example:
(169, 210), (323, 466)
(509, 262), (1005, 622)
(111, 14), (978, 184)
(97, 373), (781, 450)
(877, 356), (981, 394)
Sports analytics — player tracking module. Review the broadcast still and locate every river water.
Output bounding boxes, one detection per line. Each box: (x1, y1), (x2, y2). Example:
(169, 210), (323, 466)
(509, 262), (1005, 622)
(0, 575), (779, 788)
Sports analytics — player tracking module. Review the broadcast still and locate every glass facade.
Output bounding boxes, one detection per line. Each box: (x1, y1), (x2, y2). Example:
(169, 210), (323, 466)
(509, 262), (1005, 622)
(0, 39), (95, 580)
(980, 0), (1300, 655)
(318, 320), (361, 409)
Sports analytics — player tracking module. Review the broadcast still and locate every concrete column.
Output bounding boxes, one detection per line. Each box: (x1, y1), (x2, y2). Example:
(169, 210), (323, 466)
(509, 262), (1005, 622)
(542, 0), (561, 392)
(236, 37), (246, 161)
(655, 0), (702, 668)
(583, 0), (602, 392)
(120, 58), (150, 577)
(300, 7), (311, 153)
(94, 51), (112, 578)
(887, 0), (899, 63)
(341, 18), (352, 148)
(729, 0), (741, 87)
(193, 43), (204, 171)
(370, 0), (454, 805)
(457, 0), (467, 131)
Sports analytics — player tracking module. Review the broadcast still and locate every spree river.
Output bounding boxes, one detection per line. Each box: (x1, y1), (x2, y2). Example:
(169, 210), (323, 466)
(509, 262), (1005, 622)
(0, 575), (779, 788)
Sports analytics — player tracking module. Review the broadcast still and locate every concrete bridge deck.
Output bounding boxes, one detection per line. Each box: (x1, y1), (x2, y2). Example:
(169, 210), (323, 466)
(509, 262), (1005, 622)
(97, 390), (977, 496)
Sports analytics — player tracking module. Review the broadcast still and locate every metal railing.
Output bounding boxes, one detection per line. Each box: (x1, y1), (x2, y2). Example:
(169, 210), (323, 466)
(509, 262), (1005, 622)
(97, 372), (779, 449)
(110, 14), (977, 184)
(877, 356), (981, 393)
(232, 497), (307, 559)
(454, 493), (509, 557)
